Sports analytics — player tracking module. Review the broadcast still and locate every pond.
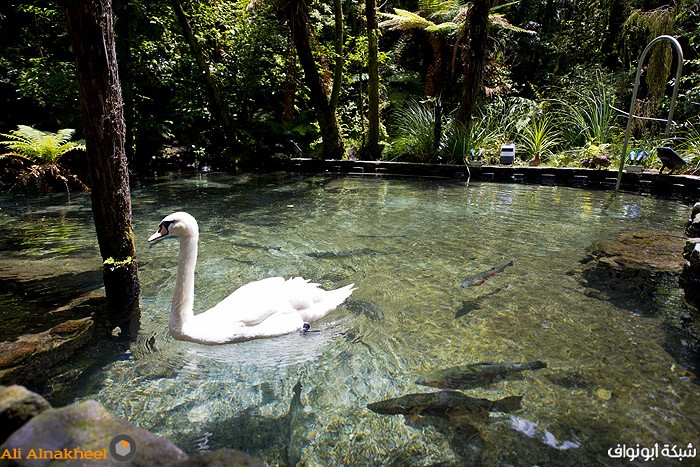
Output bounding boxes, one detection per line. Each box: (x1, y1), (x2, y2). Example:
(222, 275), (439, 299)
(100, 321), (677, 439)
(1, 172), (699, 466)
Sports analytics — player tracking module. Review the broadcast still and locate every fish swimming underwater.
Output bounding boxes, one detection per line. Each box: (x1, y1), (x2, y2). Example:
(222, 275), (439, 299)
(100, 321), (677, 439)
(461, 260), (514, 287)
(416, 360), (547, 390)
(367, 391), (522, 420)
(306, 248), (380, 259)
(343, 298), (384, 321)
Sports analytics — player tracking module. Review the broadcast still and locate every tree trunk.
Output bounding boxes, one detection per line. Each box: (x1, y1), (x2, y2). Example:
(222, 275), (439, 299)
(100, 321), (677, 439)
(114, 0), (135, 165)
(281, 0), (346, 159)
(459, 0), (492, 130)
(602, 0), (628, 70)
(366, 0), (380, 159)
(170, 0), (236, 148)
(62, 0), (140, 325)
(329, 0), (343, 112)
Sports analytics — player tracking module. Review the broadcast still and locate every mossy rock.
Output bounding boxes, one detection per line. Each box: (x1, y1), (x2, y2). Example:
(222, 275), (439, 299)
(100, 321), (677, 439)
(576, 229), (685, 312)
(0, 385), (51, 444)
(0, 399), (187, 467)
(0, 318), (94, 386)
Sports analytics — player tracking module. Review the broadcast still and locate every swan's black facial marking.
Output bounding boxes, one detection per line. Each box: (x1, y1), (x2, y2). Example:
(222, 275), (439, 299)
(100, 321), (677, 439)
(160, 220), (174, 234)
(148, 220), (175, 243)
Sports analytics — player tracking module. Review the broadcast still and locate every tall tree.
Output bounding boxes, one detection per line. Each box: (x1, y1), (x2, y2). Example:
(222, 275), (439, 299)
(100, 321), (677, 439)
(366, 0), (381, 158)
(170, 0), (237, 148)
(279, 0), (346, 159)
(329, 0), (344, 112)
(459, 0), (493, 129)
(62, 0), (140, 320)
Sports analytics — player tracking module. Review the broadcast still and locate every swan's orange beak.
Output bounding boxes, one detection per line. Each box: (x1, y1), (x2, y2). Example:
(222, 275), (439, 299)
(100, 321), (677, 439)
(148, 224), (169, 243)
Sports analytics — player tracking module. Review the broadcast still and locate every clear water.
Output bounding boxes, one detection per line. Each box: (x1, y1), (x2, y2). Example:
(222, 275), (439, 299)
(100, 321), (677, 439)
(1, 172), (699, 466)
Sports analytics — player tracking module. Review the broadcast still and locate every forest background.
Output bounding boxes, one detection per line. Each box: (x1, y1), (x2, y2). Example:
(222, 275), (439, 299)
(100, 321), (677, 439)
(1, 0), (699, 180)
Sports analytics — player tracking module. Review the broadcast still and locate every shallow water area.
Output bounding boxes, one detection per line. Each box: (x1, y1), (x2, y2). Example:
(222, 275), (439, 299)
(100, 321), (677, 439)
(2, 172), (699, 466)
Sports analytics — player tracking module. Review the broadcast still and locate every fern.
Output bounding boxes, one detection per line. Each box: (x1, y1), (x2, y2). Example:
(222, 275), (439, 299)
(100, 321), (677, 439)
(0, 125), (87, 197)
(0, 125), (85, 165)
(379, 9), (435, 31)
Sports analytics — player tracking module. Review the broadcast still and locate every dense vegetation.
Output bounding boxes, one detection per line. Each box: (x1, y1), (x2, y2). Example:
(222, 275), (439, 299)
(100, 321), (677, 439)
(1, 0), (699, 179)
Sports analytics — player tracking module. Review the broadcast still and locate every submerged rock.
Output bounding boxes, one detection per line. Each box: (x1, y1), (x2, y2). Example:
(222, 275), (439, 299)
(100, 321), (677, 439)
(0, 318), (94, 386)
(174, 449), (267, 467)
(681, 202), (700, 312)
(680, 240), (700, 312)
(686, 202), (700, 237)
(0, 385), (51, 444)
(0, 386), (266, 467)
(0, 399), (188, 466)
(576, 229), (685, 312)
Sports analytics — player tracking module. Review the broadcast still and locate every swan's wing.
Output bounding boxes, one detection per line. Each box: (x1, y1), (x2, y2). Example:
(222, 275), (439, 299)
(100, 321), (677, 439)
(285, 277), (355, 323)
(206, 277), (293, 326)
(206, 276), (354, 325)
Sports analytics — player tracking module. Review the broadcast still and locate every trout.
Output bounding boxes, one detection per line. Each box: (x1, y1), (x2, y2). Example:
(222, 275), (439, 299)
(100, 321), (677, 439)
(461, 260), (514, 287)
(416, 360), (547, 390)
(367, 391), (522, 419)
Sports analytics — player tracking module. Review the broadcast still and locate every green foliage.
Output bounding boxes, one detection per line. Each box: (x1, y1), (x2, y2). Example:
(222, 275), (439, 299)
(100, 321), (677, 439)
(519, 116), (560, 162)
(552, 72), (619, 148)
(444, 117), (500, 163)
(480, 96), (542, 143)
(385, 99), (438, 162)
(678, 120), (700, 175)
(0, 125), (84, 164)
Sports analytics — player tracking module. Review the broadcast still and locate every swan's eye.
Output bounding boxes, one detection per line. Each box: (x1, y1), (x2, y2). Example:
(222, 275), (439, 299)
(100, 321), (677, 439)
(161, 220), (174, 234)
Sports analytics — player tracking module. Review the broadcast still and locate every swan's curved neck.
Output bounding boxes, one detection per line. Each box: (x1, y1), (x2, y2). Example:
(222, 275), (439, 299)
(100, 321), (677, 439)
(171, 233), (198, 333)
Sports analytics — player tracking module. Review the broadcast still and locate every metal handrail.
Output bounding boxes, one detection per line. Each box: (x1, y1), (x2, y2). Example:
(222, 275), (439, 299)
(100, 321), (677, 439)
(615, 35), (684, 192)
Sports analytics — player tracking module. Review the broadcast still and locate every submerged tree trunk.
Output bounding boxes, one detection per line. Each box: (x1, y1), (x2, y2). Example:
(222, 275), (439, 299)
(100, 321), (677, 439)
(366, 0), (381, 159)
(62, 0), (140, 325)
(459, 0), (492, 130)
(280, 0), (346, 159)
(170, 0), (236, 147)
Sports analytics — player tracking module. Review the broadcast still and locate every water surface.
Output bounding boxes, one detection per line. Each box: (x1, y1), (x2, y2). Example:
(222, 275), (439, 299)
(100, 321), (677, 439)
(1, 172), (698, 466)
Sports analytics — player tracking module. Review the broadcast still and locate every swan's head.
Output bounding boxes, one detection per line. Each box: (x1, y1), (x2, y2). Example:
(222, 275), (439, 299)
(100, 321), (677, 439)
(148, 212), (199, 243)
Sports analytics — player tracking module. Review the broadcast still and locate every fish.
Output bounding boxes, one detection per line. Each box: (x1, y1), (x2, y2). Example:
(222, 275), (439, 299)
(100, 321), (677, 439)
(367, 391), (522, 420)
(231, 241), (281, 251)
(460, 260), (514, 287)
(287, 381), (304, 466)
(416, 360), (547, 390)
(306, 248), (380, 259)
(343, 299), (384, 321)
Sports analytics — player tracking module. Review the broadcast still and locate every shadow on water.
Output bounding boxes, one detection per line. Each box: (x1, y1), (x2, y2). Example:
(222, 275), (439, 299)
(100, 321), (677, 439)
(0, 271), (103, 341)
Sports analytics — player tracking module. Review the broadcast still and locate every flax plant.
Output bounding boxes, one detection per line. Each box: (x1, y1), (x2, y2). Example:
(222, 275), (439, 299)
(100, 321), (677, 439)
(554, 75), (619, 148)
(520, 116), (560, 163)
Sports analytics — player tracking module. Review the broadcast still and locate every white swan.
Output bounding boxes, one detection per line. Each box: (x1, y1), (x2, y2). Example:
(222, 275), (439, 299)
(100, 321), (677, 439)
(148, 212), (355, 345)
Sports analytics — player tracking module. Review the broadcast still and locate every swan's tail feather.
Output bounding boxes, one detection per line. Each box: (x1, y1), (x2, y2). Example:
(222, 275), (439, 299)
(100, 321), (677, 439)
(298, 282), (355, 323)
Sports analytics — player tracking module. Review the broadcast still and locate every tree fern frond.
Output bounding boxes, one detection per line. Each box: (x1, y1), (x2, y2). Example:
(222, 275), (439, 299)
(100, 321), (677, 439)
(490, 1), (520, 13)
(0, 125), (85, 165)
(56, 128), (77, 145)
(489, 14), (535, 34)
(379, 9), (435, 31)
(425, 21), (459, 35)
